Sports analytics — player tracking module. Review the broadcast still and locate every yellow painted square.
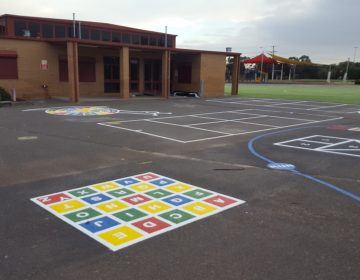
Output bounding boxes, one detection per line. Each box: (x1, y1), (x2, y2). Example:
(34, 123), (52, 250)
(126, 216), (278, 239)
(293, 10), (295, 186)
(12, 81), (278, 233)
(182, 201), (217, 215)
(96, 200), (129, 213)
(138, 201), (171, 214)
(165, 183), (193, 193)
(92, 182), (119, 192)
(50, 200), (86, 214)
(129, 183), (157, 192)
(98, 226), (143, 247)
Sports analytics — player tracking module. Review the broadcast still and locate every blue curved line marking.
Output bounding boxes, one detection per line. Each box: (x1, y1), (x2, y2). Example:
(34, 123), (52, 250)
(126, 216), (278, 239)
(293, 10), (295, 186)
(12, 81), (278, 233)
(248, 127), (360, 203)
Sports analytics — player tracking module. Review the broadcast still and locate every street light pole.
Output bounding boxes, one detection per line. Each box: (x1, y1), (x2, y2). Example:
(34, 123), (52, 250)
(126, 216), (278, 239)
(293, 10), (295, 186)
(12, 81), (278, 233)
(260, 47), (264, 83)
(271, 45), (276, 80)
(344, 57), (350, 82)
(353, 47), (358, 63)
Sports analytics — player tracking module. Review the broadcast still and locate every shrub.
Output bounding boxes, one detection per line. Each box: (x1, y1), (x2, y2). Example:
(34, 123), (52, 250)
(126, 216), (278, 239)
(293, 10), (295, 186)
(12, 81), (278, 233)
(0, 87), (11, 101)
(355, 79), (360, 85)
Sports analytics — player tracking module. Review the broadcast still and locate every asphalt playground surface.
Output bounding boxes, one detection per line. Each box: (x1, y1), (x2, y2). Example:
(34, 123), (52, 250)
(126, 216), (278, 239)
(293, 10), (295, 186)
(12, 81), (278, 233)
(0, 96), (359, 280)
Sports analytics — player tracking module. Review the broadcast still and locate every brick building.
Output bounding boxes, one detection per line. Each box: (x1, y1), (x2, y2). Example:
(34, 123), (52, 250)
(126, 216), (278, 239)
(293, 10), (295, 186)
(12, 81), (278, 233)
(0, 14), (240, 101)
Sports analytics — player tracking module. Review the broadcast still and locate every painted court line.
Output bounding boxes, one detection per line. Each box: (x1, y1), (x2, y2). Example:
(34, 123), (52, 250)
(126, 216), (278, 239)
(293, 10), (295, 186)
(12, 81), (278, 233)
(275, 135), (360, 158)
(206, 99), (357, 112)
(31, 172), (245, 251)
(98, 116), (343, 143)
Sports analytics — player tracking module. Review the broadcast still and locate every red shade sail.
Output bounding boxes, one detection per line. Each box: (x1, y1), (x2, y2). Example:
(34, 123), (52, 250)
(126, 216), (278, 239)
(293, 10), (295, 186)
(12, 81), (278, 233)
(241, 54), (277, 64)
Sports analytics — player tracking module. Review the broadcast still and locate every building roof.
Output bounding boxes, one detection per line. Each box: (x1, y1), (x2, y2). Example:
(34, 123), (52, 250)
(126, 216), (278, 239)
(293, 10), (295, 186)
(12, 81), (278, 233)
(0, 14), (177, 36)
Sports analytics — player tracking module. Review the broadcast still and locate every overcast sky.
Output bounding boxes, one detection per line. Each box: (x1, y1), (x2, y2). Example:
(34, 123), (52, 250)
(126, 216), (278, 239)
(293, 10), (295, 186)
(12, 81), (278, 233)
(2, 0), (359, 63)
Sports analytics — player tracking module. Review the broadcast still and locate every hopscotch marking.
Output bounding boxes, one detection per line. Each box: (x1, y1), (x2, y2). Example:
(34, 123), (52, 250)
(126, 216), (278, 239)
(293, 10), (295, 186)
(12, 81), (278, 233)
(274, 135), (360, 158)
(31, 173), (245, 251)
(98, 109), (343, 143)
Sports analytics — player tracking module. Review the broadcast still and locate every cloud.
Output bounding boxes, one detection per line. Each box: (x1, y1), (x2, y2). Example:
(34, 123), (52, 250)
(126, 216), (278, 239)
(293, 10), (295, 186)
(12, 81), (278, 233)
(1, 0), (359, 63)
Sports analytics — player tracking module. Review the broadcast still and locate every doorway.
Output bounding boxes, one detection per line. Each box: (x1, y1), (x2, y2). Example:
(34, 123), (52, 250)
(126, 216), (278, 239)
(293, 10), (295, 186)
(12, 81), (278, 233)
(144, 59), (161, 95)
(130, 58), (140, 93)
(103, 56), (120, 93)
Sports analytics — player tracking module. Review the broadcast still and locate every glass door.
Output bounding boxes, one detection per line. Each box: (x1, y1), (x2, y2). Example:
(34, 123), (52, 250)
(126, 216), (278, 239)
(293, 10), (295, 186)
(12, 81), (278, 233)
(144, 59), (161, 95)
(103, 56), (120, 93)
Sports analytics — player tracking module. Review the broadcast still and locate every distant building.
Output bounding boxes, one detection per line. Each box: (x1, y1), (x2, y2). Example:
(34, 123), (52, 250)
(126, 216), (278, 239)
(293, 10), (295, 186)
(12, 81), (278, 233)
(0, 14), (241, 101)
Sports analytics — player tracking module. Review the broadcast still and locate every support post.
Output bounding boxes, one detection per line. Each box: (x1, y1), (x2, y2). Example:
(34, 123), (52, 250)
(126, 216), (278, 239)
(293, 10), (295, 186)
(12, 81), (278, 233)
(120, 47), (130, 99)
(67, 41), (80, 102)
(231, 55), (240, 95)
(161, 50), (170, 98)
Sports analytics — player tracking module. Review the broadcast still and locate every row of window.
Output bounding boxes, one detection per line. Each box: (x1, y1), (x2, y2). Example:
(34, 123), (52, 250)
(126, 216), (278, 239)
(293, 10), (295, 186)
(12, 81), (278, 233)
(0, 55), (191, 84)
(13, 20), (173, 47)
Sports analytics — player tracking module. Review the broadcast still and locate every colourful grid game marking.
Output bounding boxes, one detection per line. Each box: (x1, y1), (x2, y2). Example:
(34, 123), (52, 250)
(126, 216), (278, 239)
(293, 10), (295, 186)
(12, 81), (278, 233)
(31, 173), (245, 251)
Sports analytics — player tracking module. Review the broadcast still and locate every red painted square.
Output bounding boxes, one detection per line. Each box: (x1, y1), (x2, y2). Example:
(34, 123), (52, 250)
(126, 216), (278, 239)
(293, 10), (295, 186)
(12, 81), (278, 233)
(204, 195), (237, 207)
(37, 193), (72, 205)
(122, 194), (151, 205)
(135, 173), (160, 181)
(132, 217), (171, 234)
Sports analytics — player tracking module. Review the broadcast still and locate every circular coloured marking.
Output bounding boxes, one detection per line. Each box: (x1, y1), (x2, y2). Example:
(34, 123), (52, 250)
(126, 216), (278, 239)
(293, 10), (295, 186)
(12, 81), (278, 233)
(267, 162), (296, 171)
(45, 106), (120, 116)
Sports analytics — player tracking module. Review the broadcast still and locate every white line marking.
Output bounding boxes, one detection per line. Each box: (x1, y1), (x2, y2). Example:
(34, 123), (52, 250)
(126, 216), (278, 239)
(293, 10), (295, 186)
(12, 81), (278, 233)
(98, 111), (343, 143)
(274, 135), (360, 158)
(146, 119), (232, 135)
(97, 123), (187, 143)
(307, 104), (348, 111)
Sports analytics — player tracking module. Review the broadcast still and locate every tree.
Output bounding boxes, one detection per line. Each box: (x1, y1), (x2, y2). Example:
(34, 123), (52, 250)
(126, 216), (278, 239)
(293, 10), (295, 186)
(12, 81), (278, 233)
(299, 55), (311, 63)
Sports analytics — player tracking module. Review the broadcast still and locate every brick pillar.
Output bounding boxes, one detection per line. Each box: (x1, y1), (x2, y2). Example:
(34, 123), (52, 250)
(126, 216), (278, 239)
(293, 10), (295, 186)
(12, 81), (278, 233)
(231, 55), (240, 96)
(67, 41), (80, 102)
(120, 47), (130, 99)
(161, 50), (170, 98)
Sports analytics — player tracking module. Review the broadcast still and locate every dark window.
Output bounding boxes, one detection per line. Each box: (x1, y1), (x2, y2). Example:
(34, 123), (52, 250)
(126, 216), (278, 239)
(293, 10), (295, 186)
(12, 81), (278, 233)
(14, 20), (27, 36)
(0, 18), (5, 35)
(131, 34), (140, 45)
(55, 25), (66, 38)
(42, 24), (54, 38)
(166, 37), (173, 48)
(28, 22), (40, 38)
(178, 64), (192, 84)
(141, 35), (149, 45)
(102, 31), (111, 41)
(58, 57), (96, 82)
(112, 32), (121, 42)
(158, 36), (165, 47)
(149, 37), (157, 46)
(79, 58), (96, 82)
(90, 29), (100, 40)
(0, 55), (18, 79)
(59, 59), (68, 82)
(122, 33), (130, 44)
(81, 27), (89, 39)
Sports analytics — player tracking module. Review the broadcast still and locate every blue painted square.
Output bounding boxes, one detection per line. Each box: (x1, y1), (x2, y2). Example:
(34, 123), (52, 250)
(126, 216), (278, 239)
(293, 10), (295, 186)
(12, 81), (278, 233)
(82, 193), (112, 205)
(114, 177), (140, 187)
(80, 216), (120, 233)
(162, 195), (193, 206)
(150, 178), (175, 187)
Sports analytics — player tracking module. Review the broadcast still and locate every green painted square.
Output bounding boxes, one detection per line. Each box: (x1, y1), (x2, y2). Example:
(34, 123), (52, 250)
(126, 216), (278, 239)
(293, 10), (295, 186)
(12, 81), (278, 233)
(159, 209), (195, 224)
(68, 187), (97, 197)
(113, 208), (148, 222)
(107, 188), (134, 198)
(145, 189), (173, 199)
(183, 188), (213, 199)
(64, 208), (102, 222)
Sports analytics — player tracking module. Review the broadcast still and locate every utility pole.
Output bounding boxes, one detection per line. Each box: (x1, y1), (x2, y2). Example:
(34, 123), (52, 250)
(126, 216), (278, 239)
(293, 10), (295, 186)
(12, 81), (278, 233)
(165, 26), (168, 48)
(353, 47), (358, 63)
(271, 45), (276, 80)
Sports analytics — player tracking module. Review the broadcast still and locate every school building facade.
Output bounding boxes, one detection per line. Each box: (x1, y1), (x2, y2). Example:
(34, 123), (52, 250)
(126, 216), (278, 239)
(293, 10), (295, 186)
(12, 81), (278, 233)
(0, 14), (240, 101)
